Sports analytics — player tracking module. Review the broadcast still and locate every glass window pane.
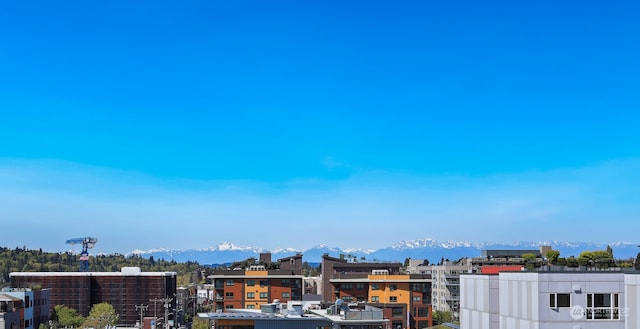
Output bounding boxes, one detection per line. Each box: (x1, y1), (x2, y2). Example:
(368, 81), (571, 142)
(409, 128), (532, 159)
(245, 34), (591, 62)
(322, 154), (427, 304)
(557, 294), (570, 307)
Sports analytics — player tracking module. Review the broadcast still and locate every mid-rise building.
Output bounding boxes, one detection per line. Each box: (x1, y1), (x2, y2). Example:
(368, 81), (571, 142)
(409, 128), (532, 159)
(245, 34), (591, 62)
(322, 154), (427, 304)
(207, 254), (305, 312)
(427, 262), (471, 316)
(322, 254), (433, 329)
(10, 267), (176, 326)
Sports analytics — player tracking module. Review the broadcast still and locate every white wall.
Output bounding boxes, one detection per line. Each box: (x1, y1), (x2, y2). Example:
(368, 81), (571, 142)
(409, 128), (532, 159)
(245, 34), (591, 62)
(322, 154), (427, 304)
(461, 274), (499, 329)
(625, 274), (640, 329)
(462, 272), (627, 329)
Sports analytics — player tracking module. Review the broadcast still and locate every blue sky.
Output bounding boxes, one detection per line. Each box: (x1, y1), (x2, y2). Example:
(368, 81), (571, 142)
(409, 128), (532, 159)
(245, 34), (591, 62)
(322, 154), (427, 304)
(1, 1), (639, 254)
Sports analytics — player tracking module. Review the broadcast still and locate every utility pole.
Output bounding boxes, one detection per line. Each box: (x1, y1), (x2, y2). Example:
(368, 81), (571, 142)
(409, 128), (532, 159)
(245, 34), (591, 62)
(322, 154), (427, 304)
(149, 298), (161, 319)
(161, 297), (173, 329)
(135, 304), (148, 329)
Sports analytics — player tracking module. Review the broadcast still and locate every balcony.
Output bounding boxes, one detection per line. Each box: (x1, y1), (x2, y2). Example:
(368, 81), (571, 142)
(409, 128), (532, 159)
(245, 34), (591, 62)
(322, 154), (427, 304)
(444, 279), (460, 287)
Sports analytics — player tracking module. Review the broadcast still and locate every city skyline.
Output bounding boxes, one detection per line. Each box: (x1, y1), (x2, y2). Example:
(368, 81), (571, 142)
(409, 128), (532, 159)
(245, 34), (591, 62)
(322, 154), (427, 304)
(1, 1), (639, 254)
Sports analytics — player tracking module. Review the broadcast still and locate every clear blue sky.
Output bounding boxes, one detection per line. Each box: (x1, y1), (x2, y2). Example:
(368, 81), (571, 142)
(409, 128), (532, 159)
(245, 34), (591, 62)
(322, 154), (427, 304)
(1, 1), (639, 254)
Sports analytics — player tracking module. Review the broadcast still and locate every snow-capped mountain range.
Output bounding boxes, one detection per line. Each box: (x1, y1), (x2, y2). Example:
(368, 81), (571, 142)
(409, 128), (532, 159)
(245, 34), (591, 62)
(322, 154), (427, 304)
(129, 238), (640, 265)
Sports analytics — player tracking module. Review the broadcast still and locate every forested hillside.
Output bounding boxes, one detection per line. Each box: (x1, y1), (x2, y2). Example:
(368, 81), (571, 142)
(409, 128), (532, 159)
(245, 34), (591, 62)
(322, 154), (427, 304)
(0, 246), (202, 286)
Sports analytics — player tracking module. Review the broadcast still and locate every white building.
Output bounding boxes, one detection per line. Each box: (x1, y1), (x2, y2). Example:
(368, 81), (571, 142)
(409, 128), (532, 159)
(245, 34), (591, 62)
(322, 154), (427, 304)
(461, 271), (637, 329)
(409, 260), (472, 315)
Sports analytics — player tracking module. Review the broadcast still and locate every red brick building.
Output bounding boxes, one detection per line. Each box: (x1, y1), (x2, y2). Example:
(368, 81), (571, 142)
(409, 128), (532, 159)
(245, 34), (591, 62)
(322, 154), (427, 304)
(10, 267), (176, 326)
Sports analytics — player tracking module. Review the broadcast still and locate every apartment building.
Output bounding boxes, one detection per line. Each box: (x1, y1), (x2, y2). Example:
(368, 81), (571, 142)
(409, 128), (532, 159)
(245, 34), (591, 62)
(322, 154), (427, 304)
(460, 271), (636, 329)
(0, 288), (50, 329)
(428, 263), (471, 316)
(0, 294), (22, 329)
(207, 254), (304, 312)
(322, 254), (433, 329)
(321, 254), (403, 303)
(10, 267), (176, 326)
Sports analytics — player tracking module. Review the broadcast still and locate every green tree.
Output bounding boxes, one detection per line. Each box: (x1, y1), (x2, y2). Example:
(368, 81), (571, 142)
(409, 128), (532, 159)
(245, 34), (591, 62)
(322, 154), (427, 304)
(53, 305), (85, 328)
(545, 250), (560, 264)
(579, 250), (613, 269)
(433, 310), (453, 324)
(192, 317), (210, 329)
(521, 253), (536, 262)
(635, 252), (640, 270)
(82, 303), (119, 329)
(522, 253), (537, 270)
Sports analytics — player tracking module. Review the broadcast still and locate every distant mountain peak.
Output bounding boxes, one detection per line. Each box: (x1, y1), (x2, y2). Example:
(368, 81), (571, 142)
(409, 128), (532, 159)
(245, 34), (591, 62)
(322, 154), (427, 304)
(128, 239), (640, 265)
(215, 241), (260, 252)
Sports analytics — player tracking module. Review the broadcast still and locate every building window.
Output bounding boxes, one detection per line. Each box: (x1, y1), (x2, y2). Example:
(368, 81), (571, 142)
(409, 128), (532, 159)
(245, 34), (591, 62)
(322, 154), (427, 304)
(418, 320), (429, 329)
(371, 284), (379, 290)
(413, 296), (421, 302)
(341, 283), (353, 289)
(389, 296), (398, 303)
(260, 292), (268, 299)
(371, 296), (380, 303)
(391, 308), (403, 317)
(225, 305), (234, 309)
(247, 305), (255, 309)
(247, 280), (255, 286)
(356, 283), (365, 289)
(587, 293), (620, 320)
(260, 280), (269, 287)
(225, 292), (234, 298)
(282, 292), (290, 298)
(226, 280), (234, 286)
(392, 320), (403, 329)
(342, 296), (353, 302)
(246, 292), (255, 299)
(390, 284), (397, 291)
(417, 307), (429, 317)
(282, 280), (290, 287)
(549, 293), (571, 308)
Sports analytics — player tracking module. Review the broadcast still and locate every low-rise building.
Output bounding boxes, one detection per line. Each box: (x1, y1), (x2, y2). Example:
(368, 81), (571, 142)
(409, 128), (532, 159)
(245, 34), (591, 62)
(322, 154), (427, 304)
(0, 288), (50, 329)
(198, 299), (389, 329)
(0, 294), (23, 329)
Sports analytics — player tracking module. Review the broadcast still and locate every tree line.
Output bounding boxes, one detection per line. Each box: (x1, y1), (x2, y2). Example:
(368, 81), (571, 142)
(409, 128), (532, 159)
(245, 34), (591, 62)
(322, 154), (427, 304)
(0, 246), (203, 286)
